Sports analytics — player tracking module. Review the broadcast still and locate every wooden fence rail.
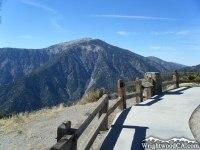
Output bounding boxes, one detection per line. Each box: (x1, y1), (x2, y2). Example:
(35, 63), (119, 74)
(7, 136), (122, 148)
(50, 71), (199, 150)
(161, 72), (200, 77)
(162, 70), (200, 89)
(178, 72), (200, 75)
(179, 80), (200, 83)
(162, 80), (176, 86)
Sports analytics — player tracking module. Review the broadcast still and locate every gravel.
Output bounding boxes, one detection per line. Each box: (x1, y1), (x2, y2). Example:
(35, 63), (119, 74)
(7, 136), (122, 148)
(189, 104), (200, 145)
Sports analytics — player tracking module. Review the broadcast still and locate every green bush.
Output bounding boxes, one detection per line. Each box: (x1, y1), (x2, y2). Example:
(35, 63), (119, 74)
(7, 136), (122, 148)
(0, 112), (12, 119)
(127, 86), (136, 93)
(182, 76), (188, 80)
(195, 74), (200, 80)
(180, 75), (198, 80)
(188, 75), (195, 80)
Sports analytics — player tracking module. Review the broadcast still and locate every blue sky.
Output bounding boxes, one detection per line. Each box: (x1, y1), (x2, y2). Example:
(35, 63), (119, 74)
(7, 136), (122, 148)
(0, 0), (200, 66)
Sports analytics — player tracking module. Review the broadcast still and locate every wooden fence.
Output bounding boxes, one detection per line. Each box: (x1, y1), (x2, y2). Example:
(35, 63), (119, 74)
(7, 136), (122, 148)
(50, 70), (199, 150)
(162, 70), (200, 88)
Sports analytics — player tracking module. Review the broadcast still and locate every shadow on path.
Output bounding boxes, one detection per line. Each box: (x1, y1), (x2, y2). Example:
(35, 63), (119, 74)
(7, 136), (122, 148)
(131, 126), (149, 150)
(136, 86), (191, 106)
(100, 107), (149, 150)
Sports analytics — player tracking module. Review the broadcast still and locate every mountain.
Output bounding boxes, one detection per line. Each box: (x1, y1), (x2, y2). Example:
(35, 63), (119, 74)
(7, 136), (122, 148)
(0, 38), (99, 86)
(178, 64), (200, 72)
(146, 56), (187, 71)
(0, 38), (186, 113)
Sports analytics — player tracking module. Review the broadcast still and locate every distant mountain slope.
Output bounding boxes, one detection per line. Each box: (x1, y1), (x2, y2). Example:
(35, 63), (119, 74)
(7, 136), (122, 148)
(146, 56), (187, 71)
(0, 38), (186, 113)
(0, 38), (101, 86)
(178, 64), (200, 72)
(0, 48), (54, 86)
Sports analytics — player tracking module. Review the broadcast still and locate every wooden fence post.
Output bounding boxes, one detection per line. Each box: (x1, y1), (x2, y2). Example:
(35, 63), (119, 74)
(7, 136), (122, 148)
(147, 77), (153, 99)
(98, 88), (108, 131)
(118, 79), (126, 110)
(99, 88), (105, 98)
(57, 121), (71, 142)
(173, 70), (179, 88)
(135, 78), (143, 103)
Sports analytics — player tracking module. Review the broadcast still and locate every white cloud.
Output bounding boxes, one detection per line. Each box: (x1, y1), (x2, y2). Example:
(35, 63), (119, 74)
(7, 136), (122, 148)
(117, 31), (130, 35)
(149, 46), (162, 50)
(187, 45), (200, 50)
(151, 31), (175, 35)
(91, 15), (179, 20)
(117, 31), (140, 36)
(149, 46), (176, 51)
(21, 1), (56, 13)
(163, 31), (174, 34)
(151, 31), (160, 35)
(18, 35), (32, 39)
(162, 46), (176, 51)
(176, 30), (190, 35)
(151, 30), (190, 35)
(50, 19), (67, 32)
(21, 1), (66, 32)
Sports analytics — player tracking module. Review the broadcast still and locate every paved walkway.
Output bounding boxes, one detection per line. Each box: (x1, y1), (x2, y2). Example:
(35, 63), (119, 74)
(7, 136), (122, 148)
(100, 86), (200, 150)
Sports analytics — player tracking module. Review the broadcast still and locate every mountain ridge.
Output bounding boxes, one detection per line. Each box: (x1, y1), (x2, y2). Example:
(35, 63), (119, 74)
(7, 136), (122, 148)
(178, 64), (200, 72)
(0, 38), (186, 113)
(146, 56), (187, 71)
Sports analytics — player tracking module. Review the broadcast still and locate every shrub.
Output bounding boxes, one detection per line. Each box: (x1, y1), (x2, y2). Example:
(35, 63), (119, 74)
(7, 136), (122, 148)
(78, 89), (102, 105)
(127, 86), (136, 93)
(195, 74), (200, 80)
(181, 76), (188, 80)
(0, 112), (12, 119)
(188, 75), (195, 80)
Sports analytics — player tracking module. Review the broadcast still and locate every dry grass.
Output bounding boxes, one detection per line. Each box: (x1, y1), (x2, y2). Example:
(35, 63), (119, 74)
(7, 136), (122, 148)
(77, 89), (102, 105)
(179, 83), (200, 86)
(0, 104), (66, 127)
(164, 83), (200, 91)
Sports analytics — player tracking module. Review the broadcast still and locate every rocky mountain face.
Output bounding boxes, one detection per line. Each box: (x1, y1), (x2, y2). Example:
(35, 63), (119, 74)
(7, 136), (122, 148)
(0, 38), (186, 113)
(0, 48), (53, 86)
(0, 38), (98, 86)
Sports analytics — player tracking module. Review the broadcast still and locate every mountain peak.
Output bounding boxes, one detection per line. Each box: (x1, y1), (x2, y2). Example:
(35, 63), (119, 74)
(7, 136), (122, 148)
(45, 38), (110, 54)
(44, 38), (97, 54)
(57, 38), (94, 46)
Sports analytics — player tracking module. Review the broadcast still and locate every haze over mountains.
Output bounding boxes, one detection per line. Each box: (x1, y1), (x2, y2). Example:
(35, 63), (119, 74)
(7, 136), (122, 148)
(0, 38), (186, 113)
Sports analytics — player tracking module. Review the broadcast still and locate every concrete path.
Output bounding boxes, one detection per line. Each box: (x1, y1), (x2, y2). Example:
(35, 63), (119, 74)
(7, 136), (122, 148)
(100, 86), (200, 150)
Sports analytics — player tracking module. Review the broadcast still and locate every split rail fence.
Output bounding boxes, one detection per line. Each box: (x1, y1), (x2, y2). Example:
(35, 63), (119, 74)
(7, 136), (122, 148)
(50, 70), (200, 150)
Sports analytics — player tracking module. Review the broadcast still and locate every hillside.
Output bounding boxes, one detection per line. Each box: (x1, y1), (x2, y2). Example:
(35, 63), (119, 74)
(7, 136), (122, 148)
(0, 38), (96, 86)
(0, 48), (57, 86)
(0, 38), (186, 113)
(178, 64), (200, 72)
(146, 56), (186, 71)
